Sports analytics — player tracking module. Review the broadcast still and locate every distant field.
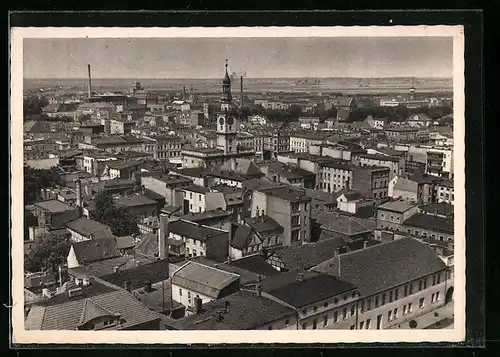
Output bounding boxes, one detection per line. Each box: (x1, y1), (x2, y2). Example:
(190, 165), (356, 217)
(24, 77), (453, 95)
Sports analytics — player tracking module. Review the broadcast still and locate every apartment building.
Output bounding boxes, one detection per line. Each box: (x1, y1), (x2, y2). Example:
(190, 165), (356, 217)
(144, 135), (184, 161)
(289, 133), (329, 154)
(376, 200), (419, 232)
(313, 238), (452, 330)
(352, 166), (390, 201)
(435, 178), (454, 205)
(316, 162), (354, 193)
(352, 153), (405, 181)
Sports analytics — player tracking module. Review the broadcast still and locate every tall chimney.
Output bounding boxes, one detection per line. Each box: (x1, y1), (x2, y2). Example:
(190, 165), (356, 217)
(240, 76), (244, 108)
(75, 179), (82, 209)
(87, 64), (92, 98)
(158, 214), (169, 260)
(183, 86), (186, 101)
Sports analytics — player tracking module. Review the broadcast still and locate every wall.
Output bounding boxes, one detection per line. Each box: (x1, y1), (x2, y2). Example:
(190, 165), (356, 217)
(206, 233), (230, 262)
(184, 190), (207, 213)
(267, 196), (293, 245)
(171, 283), (214, 308)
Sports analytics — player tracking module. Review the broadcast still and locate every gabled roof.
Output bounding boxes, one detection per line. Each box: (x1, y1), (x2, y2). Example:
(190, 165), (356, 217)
(419, 202), (454, 218)
(171, 261), (240, 299)
(33, 200), (75, 213)
(134, 233), (158, 258)
(320, 215), (375, 236)
(272, 238), (346, 270)
(169, 219), (227, 242)
(231, 225), (254, 250)
(78, 299), (118, 326)
(403, 213), (454, 234)
(378, 200), (418, 213)
(244, 216), (284, 235)
(65, 217), (114, 239)
(312, 237), (447, 297)
(262, 270), (357, 308)
(340, 190), (364, 202)
(71, 237), (120, 265)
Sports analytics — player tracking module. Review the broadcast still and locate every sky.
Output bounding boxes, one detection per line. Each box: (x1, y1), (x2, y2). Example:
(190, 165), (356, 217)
(23, 37), (453, 79)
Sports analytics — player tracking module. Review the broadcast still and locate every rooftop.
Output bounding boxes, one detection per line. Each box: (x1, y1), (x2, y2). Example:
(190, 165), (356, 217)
(262, 270), (357, 308)
(65, 217), (113, 239)
(320, 215), (376, 236)
(33, 199), (75, 213)
(172, 261), (240, 299)
(420, 202), (454, 218)
(114, 195), (157, 208)
(378, 200), (419, 213)
(403, 213), (454, 234)
(312, 237), (447, 297)
(182, 185), (212, 194)
(168, 290), (294, 330)
(169, 219), (227, 242)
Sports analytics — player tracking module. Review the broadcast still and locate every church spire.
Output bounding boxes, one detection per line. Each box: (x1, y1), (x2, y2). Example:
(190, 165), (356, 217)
(221, 59), (232, 109)
(223, 58), (231, 85)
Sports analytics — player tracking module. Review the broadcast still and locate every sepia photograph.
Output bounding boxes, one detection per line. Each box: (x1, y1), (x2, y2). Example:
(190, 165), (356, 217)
(10, 25), (465, 344)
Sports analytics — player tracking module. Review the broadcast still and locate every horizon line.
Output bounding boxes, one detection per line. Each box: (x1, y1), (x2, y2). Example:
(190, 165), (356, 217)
(24, 76), (453, 80)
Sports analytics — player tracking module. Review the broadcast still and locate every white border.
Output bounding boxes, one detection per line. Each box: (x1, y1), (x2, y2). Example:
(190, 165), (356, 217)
(11, 25), (465, 344)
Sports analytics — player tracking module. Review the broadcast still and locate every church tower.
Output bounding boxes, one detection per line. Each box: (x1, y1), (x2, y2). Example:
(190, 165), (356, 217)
(217, 59), (238, 155)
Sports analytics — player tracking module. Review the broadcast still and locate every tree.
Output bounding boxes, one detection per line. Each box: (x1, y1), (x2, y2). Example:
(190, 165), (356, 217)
(93, 190), (139, 237)
(24, 95), (49, 117)
(24, 166), (61, 205)
(409, 320), (418, 329)
(24, 232), (71, 274)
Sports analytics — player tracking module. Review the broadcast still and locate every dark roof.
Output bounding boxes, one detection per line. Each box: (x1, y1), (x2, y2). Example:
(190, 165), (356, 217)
(408, 172), (444, 185)
(182, 185), (211, 194)
(33, 200), (75, 213)
(244, 216), (284, 235)
(100, 259), (171, 292)
(403, 213), (454, 234)
(312, 237), (448, 297)
(273, 238), (346, 270)
(134, 233), (158, 258)
(169, 219), (227, 241)
(167, 290), (294, 330)
(321, 215), (375, 236)
(180, 209), (232, 223)
(65, 217), (114, 239)
(229, 254), (281, 277)
(262, 270), (357, 308)
(259, 185), (311, 203)
(71, 237), (121, 265)
(341, 190), (364, 201)
(25, 278), (162, 330)
(114, 195), (157, 208)
(231, 225), (253, 250)
(419, 202), (454, 217)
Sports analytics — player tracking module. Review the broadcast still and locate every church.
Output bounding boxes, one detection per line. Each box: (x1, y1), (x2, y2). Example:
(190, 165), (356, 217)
(181, 60), (256, 169)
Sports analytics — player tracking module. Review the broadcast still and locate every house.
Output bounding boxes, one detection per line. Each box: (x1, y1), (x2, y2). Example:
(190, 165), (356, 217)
(313, 238), (452, 329)
(406, 113), (433, 128)
(261, 270), (359, 330)
(171, 261), (240, 314)
(336, 190), (375, 216)
(365, 116), (389, 129)
(352, 153), (405, 181)
(65, 217), (114, 243)
(102, 159), (143, 180)
(402, 213), (454, 251)
(30, 200), (81, 231)
(247, 182), (312, 245)
(258, 161), (315, 189)
(181, 185), (212, 214)
(335, 97), (356, 122)
(66, 237), (121, 269)
(435, 178), (454, 205)
(265, 237), (346, 272)
(319, 214), (376, 242)
(351, 166), (390, 202)
(419, 202), (454, 219)
(168, 219), (230, 262)
(24, 277), (164, 330)
(298, 117), (320, 130)
(376, 200), (419, 233)
(248, 115), (268, 125)
(230, 215), (284, 260)
(114, 195), (158, 221)
(166, 289), (296, 330)
(316, 161), (355, 194)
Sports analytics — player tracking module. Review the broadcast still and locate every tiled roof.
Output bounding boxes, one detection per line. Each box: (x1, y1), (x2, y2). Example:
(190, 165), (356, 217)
(25, 279), (162, 330)
(71, 237), (120, 265)
(114, 195), (157, 208)
(231, 225), (253, 250)
(378, 200), (418, 213)
(134, 233), (158, 258)
(273, 238), (347, 270)
(115, 236), (135, 250)
(244, 216), (284, 235)
(320, 215), (375, 236)
(341, 190), (364, 201)
(403, 213), (454, 234)
(168, 290), (294, 330)
(65, 217), (113, 239)
(182, 185), (211, 194)
(229, 254), (280, 277)
(262, 270), (357, 308)
(171, 261), (240, 299)
(169, 219), (227, 242)
(33, 200), (75, 213)
(312, 237), (448, 297)
(419, 202), (454, 217)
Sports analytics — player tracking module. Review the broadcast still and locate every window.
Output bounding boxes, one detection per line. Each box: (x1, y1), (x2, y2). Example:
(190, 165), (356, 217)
(419, 297), (425, 308)
(432, 274), (436, 286)
(312, 319), (318, 330)
(403, 305), (407, 315)
(388, 310), (393, 322)
(350, 305), (355, 317)
(423, 278), (427, 289)
(389, 291), (393, 302)
(352, 292), (356, 298)
(324, 302), (328, 308)
(323, 315), (328, 327)
(437, 272), (441, 284)
(366, 319), (371, 329)
(190, 192), (193, 199)
(302, 309), (307, 315)
(375, 296), (379, 308)
(393, 308), (398, 319)
(343, 308), (347, 319)
(431, 293), (436, 303)
(334, 311), (338, 323)
(382, 293), (386, 305)
(179, 288), (182, 296)
(360, 300), (365, 313)
(302, 323), (307, 330)
(359, 321), (365, 329)
(409, 283), (413, 295)
(408, 303), (413, 313)
(436, 292), (440, 302)
(404, 285), (408, 297)
(366, 298), (372, 311)
(313, 306), (318, 312)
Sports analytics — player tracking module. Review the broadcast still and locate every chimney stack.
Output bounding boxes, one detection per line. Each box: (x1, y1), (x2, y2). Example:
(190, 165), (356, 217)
(297, 272), (304, 282)
(141, 185), (146, 196)
(183, 86), (187, 101)
(144, 280), (152, 293)
(224, 300), (231, 313)
(194, 296), (203, 314)
(255, 275), (262, 297)
(158, 214), (169, 260)
(87, 64), (92, 98)
(227, 224), (233, 264)
(75, 179), (82, 209)
(240, 76), (244, 108)
(124, 280), (132, 293)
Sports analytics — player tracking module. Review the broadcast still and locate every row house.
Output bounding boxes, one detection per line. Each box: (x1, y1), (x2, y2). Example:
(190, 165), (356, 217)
(263, 131), (290, 159)
(351, 166), (390, 202)
(316, 162), (354, 194)
(351, 153), (405, 181)
(144, 135), (185, 161)
(436, 178), (454, 205)
(313, 238), (453, 330)
(289, 133), (329, 154)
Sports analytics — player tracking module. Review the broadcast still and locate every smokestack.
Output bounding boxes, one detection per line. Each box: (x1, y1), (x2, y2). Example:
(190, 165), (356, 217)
(158, 214), (169, 260)
(227, 223), (233, 264)
(87, 64), (92, 98)
(183, 86), (186, 101)
(240, 76), (244, 108)
(75, 179), (82, 209)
